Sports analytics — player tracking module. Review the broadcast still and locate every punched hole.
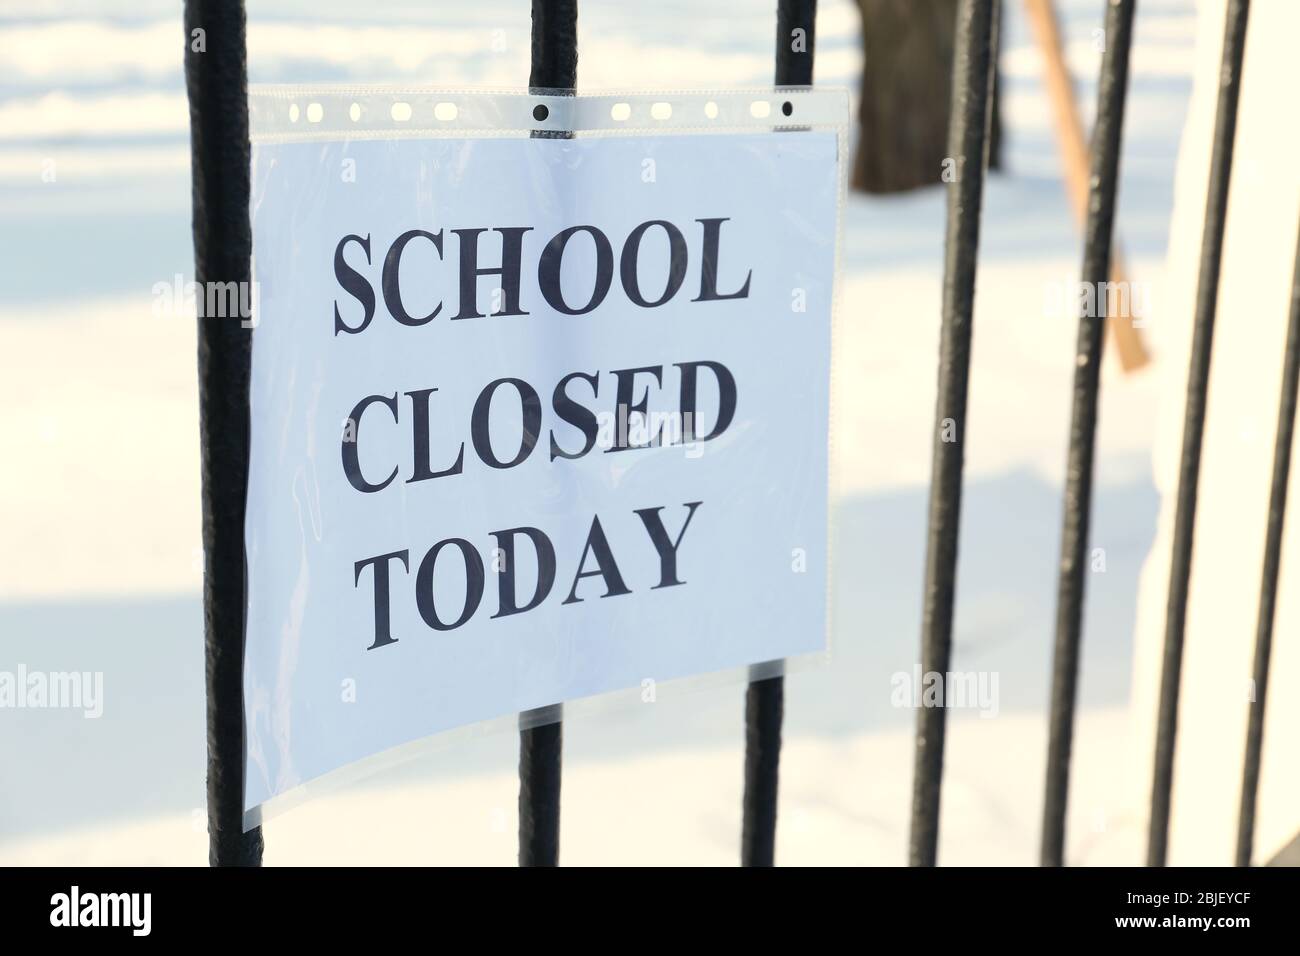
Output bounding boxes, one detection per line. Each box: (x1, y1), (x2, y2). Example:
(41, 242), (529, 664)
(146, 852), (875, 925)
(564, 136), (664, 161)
(533, 104), (549, 122)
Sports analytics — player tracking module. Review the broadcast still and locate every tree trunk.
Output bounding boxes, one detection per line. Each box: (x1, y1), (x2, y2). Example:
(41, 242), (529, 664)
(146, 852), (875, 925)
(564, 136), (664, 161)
(853, 0), (1001, 194)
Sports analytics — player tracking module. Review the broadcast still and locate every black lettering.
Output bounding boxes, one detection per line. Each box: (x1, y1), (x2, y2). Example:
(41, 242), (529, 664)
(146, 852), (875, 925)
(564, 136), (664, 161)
(634, 502), (703, 588)
(538, 225), (614, 315)
(355, 549), (409, 649)
(562, 515), (633, 604)
(620, 220), (688, 308)
(382, 229), (443, 326)
(692, 218), (751, 302)
(406, 388), (464, 483)
(342, 393), (400, 493)
(415, 538), (485, 630)
(471, 378), (542, 469)
(677, 360), (737, 443)
(549, 371), (600, 461)
(490, 527), (557, 618)
(608, 365), (663, 452)
(333, 233), (376, 334)
(452, 227), (532, 319)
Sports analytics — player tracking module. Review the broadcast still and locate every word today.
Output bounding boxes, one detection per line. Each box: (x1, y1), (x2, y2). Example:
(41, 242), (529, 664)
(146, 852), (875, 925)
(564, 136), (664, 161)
(357, 502), (702, 649)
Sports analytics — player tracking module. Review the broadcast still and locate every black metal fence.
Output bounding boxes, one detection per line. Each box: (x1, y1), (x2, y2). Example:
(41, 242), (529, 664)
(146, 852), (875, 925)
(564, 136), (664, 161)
(185, 0), (1296, 867)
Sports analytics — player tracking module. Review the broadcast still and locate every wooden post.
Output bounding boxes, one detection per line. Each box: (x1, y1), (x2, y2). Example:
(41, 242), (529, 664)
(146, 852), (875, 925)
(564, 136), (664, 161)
(1023, 0), (1151, 373)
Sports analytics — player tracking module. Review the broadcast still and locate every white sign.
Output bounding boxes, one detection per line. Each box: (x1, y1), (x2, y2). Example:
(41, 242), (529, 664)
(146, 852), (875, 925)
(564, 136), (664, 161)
(245, 100), (841, 814)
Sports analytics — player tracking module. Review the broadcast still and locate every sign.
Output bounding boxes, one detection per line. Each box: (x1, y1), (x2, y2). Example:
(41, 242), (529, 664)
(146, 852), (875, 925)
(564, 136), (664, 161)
(244, 92), (843, 816)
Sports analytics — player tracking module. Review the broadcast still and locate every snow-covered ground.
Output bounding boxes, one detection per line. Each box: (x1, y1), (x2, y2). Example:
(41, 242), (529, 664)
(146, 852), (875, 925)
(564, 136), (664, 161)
(0, 0), (1252, 865)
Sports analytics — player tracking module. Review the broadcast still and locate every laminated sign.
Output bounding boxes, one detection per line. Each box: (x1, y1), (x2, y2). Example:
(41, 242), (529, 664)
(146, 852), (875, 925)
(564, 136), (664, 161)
(244, 89), (845, 819)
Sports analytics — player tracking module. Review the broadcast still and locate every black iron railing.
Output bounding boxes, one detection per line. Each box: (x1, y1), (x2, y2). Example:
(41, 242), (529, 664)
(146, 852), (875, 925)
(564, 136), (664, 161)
(187, 0), (1294, 868)
(1041, 0), (1135, 869)
(1146, 0), (1250, 868)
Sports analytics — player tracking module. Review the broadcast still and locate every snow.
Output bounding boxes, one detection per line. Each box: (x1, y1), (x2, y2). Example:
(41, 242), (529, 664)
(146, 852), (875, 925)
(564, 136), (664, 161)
(0, 708), (1137, 866)
(3, 0), (1279, 866)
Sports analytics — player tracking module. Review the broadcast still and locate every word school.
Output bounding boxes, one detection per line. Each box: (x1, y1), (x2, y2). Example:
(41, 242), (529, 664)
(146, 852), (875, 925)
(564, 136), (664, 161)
(331, 216), (751, 329)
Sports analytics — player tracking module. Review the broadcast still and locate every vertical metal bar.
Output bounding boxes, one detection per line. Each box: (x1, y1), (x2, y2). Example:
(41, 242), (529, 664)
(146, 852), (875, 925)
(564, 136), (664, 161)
(1040, 0), (1136, 869)
(738, 0), (817, 870)
(908, 0), (996, 868)
(775, 0), (817, 86)
(183, 0), (263, 866)
(1235, 219), (1300, 866)
(742, 667), (784, 867)
(518, 0), (576, 868)
(1147, 0), (1250, 868)
(529, 0), (578, 95)
(519, 707), (563, 867)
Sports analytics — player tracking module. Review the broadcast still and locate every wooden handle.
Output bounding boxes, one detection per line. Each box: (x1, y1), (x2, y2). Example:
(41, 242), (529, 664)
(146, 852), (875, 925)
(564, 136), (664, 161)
(1023, 0), (1151, 372)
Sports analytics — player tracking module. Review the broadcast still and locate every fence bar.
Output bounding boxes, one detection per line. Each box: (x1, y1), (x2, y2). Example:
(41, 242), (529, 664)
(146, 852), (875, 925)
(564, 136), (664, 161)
(1235, 219), (1300, 866)
(184, 0), (263, 867)
(775, 0), (816, 85)
(908, 0), (996, 868)
(1039, 0), (1136, 868)
(517, 0), (577, 868)
(529, 0), (578, 94)
(1147, 0), (1249, 868)
(519, 709), (563, 866)
(742, 670), (784, 866)
(737, 0), (817, 870)
(909, 0), (998, 868)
